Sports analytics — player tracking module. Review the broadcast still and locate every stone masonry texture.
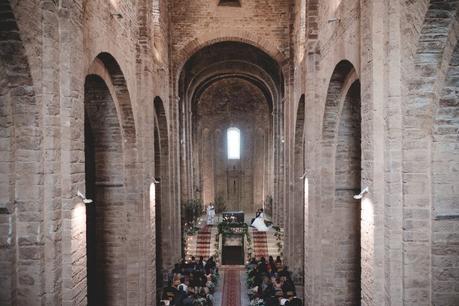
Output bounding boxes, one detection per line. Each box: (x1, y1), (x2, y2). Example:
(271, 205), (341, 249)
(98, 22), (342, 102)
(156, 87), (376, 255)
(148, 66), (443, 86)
(0, 0), (458, 305)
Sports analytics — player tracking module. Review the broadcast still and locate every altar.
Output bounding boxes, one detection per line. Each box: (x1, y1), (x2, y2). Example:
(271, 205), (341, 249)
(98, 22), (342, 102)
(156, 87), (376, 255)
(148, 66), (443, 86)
(222, 234), (244, 265)
(218, 211), (247, 265)
(222, 211), (244, 223)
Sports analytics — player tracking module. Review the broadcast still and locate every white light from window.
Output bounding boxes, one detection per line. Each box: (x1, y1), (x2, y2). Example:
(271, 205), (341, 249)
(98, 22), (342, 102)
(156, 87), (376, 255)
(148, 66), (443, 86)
(227, 127), (240, 159)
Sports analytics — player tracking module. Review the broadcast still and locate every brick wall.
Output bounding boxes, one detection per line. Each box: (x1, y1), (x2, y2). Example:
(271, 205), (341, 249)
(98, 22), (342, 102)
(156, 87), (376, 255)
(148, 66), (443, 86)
(431, 20), (459, 306)
(2, 0), (459, 305)
(194, 78), (272, 212)
(170, 0), (290, 62)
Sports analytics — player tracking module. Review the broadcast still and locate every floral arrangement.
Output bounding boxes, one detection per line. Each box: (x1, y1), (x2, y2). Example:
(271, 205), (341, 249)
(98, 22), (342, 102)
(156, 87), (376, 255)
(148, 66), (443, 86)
(213, 219), (253, 262)
(182, 198), (204, 252)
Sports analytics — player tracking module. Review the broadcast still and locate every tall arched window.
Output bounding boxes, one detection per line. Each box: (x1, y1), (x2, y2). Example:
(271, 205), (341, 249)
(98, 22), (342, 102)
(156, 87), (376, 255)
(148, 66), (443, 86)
(227, 127), (241, 159)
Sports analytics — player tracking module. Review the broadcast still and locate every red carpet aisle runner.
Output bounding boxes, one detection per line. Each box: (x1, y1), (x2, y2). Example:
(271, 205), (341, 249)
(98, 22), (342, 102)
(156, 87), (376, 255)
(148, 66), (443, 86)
(194, 226), (211, 258)
(221, 267), (242, 306)
(252, 229), (269, 259)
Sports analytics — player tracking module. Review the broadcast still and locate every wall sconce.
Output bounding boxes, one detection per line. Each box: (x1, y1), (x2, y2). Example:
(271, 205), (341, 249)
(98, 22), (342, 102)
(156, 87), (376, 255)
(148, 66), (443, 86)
(328, 17), (340, 23)
(299, 171), (308, 180)
(353, 187), (369, 200)
(77, 190), (93, 204)
(111, 12), (123, 19)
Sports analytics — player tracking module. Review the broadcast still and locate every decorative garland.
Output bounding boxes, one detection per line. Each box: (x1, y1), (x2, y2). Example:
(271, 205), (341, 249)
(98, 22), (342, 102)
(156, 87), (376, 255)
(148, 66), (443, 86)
(213, 219), (253, 262)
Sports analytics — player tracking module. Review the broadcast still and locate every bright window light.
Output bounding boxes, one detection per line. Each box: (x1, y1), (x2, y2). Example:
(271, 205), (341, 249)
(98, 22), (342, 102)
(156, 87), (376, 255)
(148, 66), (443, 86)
(227, 127), (240, 159)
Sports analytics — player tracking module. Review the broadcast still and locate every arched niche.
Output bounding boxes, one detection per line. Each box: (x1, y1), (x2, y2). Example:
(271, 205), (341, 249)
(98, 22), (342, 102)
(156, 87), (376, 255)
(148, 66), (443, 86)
(0, 2), (41, 304)
(84, 52), (137, 306)
(178, 41), (282, 218)
(153, 96), (175, 299)
(286, 94), (306, 283)
(320, 60), (361, 305)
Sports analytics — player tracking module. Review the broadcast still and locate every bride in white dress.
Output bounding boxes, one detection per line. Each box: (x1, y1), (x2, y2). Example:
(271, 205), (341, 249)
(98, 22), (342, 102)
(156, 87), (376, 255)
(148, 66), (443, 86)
(207, 203), (215, 225)
(251, 209), (269, 231)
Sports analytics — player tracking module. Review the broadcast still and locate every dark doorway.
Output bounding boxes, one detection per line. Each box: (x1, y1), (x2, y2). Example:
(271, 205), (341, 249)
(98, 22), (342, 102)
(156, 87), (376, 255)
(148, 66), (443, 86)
(222, 234), (244, 265)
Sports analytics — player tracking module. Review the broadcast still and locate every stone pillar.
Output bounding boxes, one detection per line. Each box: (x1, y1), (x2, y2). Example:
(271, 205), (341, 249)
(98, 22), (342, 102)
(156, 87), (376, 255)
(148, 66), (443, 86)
(58, 1), (87, 305)
(359, 0), (387, 304)
(383, 0), (403, 304)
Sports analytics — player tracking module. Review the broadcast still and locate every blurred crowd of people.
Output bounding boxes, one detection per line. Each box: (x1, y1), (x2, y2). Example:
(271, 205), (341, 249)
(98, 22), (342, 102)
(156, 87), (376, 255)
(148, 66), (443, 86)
(247, 256), (302, 306)
(161, 256), (218, 306)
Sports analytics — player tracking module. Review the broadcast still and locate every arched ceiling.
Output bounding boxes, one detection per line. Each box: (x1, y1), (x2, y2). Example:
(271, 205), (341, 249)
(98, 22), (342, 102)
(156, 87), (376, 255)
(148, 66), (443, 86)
(179, 41), (284, 113)
(195, 77), (269, 124)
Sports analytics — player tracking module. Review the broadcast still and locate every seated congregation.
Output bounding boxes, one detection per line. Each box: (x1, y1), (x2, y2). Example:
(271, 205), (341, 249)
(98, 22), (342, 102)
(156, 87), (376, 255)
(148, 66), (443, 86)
(161, 256), (219, 306)
(247, 257), (302, 306)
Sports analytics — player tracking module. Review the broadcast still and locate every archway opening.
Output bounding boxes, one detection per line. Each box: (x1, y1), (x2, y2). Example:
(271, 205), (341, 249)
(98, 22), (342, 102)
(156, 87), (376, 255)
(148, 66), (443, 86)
(179, 41), (282, 216)
(290, 95), (305, 284)
(84, 74), (126, 306)
(194, 77), (271, 212)
(153, 125), (163, 302)
(321, 60), (361, 305)
(334, 80), (361, 305)
(432, 42), (459, 304)
(153, 96), (172, 301)
(0, 3), (40, 304)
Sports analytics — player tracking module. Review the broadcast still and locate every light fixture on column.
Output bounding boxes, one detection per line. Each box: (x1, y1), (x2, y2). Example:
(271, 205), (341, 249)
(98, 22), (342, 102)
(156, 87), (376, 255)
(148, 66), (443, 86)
(299, 170), (308, 180)
(111, 12), (123, 19)
(353, 187), (369, 200)
(77, 190), (93, 204)
(328, 17), (340, 23)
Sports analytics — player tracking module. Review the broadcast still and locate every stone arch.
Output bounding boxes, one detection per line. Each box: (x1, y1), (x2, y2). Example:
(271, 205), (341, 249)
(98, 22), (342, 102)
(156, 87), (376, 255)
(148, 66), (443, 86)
(321, 60), (361, 305)
(431, 41), (459, 306)
(322, 60), (358, 145)
(84, 74), (126, 306)
(88, 52), (136, 144)
(153, 96), (173, 300)
(334, 80), (361, 305)
(178, 40), (282, 219)
(175, 32), (288, 80)
(289, 95), (306, 283)
(153, 123), (163, 303)
(84, 52), (137, 306)
(0, 2), (41, 304)
(432, 42), (459, 220)
(404, 3), (459, 304)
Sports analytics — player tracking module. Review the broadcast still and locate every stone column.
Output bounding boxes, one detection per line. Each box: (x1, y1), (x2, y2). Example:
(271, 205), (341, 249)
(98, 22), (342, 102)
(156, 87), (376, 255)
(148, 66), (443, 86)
(359, 0), (387, 304)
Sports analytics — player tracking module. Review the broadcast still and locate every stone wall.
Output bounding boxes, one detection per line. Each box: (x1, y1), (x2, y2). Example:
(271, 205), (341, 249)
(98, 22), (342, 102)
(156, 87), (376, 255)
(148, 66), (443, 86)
(333, 81), (361, 305)
(432, 43), (459, 305)
(0, 0), (174, 305)
(1, 0), (459, 305)
(0, 2), (41, 304)
(170, 0), (290, 60)
(194, 78), (272, 212)
(293, 0), (459, 305)
(85, 74), (126, 306)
